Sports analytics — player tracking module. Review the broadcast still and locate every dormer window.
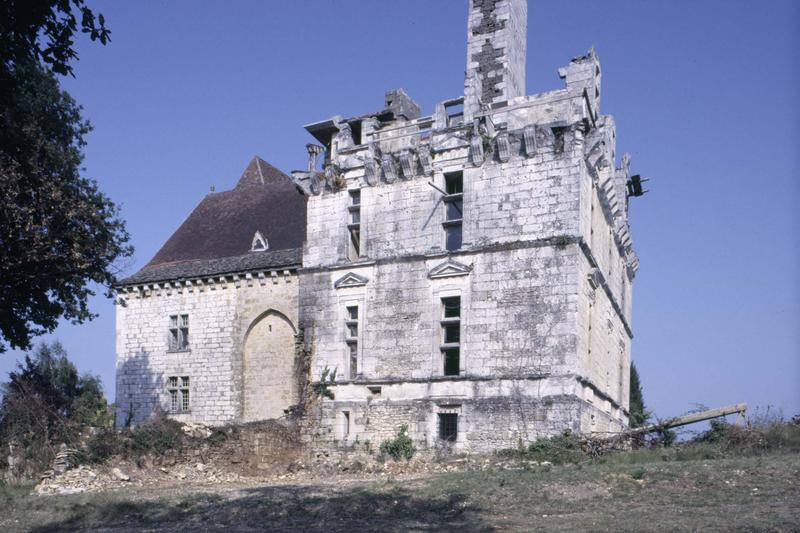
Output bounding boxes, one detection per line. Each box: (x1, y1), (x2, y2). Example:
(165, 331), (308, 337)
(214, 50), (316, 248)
(251, 231), (268, 252)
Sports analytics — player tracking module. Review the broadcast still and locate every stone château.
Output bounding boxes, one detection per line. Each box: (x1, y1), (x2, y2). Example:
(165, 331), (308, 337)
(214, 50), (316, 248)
(116, 0), (642, 453)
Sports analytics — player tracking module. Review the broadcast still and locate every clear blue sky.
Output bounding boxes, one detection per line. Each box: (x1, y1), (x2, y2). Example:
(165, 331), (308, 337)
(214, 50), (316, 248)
(3, 1), (798, 424)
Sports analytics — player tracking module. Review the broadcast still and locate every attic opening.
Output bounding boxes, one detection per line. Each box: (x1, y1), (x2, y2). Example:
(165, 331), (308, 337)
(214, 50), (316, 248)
(349, 120), (362, 146)
(251, 231), (269, 252)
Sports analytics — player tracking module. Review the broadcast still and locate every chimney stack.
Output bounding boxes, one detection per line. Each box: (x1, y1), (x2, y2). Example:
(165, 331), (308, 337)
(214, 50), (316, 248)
(464, 0), (527, 116)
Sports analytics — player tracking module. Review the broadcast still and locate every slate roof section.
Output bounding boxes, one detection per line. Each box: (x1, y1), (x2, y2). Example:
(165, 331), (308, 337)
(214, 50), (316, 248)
(119, 156), (306, 286)
(119, 248), (302, 285)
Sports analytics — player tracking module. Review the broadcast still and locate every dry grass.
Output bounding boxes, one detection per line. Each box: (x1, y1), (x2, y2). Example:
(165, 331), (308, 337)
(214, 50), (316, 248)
(1, 448), (798, 532)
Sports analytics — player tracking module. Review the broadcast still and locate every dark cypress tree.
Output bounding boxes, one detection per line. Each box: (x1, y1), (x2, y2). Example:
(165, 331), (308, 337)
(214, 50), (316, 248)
(629, 362), (648, 428)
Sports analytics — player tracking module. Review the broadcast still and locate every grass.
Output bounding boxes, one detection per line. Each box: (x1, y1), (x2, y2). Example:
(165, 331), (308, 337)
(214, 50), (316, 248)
(1, 447), (798, 532)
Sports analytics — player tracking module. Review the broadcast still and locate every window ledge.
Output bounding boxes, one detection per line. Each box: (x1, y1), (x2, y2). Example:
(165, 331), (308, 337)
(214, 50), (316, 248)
(166, 349), (191, 354)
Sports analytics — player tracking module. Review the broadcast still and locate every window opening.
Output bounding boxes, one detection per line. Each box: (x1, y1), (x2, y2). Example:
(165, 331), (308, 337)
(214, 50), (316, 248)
(444, 99), (464, 127)
(167, 376), (190, 412)
(440, 296), (461, 376)
(349, 120), (362, 146)
(345, 305), (359, 379)
(443, 172), (463, 251)
(348, 190), (361, 261)
(438, 413), (458, 442)
(168, 314), (189, 351)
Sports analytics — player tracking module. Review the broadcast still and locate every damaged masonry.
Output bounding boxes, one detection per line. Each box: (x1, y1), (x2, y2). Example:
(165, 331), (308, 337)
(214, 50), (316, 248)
(115, 0), (647, 454)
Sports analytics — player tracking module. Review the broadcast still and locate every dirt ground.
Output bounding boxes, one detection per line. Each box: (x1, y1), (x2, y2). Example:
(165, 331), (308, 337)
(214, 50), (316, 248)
(2, 450), (798, 532)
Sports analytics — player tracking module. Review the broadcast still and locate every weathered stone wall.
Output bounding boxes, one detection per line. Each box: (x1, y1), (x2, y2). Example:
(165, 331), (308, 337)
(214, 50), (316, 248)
(303, 244), (579, 383)
(298, 42), (640, 449)
(115, 271), (300, 426)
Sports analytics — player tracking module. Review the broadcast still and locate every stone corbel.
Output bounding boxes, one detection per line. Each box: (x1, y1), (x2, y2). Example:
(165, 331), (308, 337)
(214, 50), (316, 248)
(399, 150), (415, 179)
(496, 132), (510, 163)
(469, 134), (484, 166)
(418, 148), (433, 176)
(523, 125), (537, 157)
(381, 154), (398, 183)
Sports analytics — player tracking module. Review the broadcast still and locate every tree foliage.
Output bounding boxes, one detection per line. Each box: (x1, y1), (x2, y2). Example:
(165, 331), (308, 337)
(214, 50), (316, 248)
(629, 362), (648, 428)
(1, 0), (110, 77)
(0, 341), (110, 475)
(0, 0), (132, 352)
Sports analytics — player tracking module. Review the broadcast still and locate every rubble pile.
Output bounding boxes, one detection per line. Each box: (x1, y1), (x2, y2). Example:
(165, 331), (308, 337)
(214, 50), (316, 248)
(30, 421), (558, 495)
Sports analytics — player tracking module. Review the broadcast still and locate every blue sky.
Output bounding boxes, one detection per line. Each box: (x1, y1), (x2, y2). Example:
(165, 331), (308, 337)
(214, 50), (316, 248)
(3, 1), (798, 425)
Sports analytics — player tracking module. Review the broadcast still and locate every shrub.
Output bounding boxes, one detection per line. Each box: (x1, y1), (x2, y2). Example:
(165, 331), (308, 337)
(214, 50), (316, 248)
(696, 420), (730, 444)
(379, 425), (415, 461)
(85, 428), (123, 463)
(312, 366), (337, 400)
(128, 414), (184, 457)
(527, 430), (584, 464)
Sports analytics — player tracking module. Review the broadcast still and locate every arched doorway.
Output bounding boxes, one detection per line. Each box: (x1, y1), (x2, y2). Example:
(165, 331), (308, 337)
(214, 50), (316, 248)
(242, 310), (298, 421)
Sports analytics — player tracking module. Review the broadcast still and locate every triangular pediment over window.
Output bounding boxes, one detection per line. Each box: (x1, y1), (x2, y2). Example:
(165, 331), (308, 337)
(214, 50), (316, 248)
(428, 259), (473, 279)
(250, 231), (268, 252)
(334, 272), (369, 289)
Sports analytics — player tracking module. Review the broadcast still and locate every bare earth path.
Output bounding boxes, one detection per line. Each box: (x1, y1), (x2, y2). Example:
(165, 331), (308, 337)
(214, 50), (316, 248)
(3, 451), (798, 532)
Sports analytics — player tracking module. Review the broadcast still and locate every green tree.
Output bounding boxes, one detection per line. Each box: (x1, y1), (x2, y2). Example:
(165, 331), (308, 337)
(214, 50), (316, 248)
(629, 361), (648, 428)
(0, 341), (110, 474)
(1, 0), (110, 76)
(0, 1), (132, 352)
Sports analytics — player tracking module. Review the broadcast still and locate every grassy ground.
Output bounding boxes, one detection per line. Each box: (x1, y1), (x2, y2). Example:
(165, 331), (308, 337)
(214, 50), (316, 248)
(2, 448), (798, 532)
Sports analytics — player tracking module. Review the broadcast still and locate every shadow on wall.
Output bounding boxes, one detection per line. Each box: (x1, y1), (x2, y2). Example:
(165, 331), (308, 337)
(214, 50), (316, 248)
(29, 482), (488, 532)
(115, 349), (163, 427)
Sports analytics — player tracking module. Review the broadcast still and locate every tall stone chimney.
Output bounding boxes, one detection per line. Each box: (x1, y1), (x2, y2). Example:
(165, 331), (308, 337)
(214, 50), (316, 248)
(464, 0), (527, 115)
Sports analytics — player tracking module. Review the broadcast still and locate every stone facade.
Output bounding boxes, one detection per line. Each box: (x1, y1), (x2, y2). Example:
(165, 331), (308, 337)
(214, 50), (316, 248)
(115, 0), (642, 453)
(115, 270), (301, 426)
(295, 0), (639, 453)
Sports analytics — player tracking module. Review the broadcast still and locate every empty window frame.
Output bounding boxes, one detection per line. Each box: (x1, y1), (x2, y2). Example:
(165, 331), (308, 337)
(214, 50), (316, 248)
(168, 314), (189, 351)
(444, 98), (464, 127)
(443, 172), (463, 251)
(347, 190), (361, 261)
(343, 411), (351, 438)
(438, 413), (458, 442)
(167, 376), (190, 412)
(345, 305), (359, 379)
(440, 296), (461, 376)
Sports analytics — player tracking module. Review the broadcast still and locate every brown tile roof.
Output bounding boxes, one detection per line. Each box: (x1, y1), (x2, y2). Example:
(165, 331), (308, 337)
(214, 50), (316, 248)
(120, 156), (306, 285)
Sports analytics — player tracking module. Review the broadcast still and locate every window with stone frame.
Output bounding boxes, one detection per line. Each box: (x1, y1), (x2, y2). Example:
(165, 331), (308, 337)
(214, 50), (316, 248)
(438, 412), (458, 442)
(440, 296), (461, 376)
(167, 376), (190, 412)
(345, 305), (359, 379)
(347, 190), (361, 261)
(168, 314), (189, 351)
(443, 172), (463, 251)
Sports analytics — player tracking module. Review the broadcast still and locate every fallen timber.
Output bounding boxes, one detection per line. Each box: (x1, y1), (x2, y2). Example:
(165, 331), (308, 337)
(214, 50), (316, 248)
(582, 403), (748, 456)
(630, 402), (748, 436)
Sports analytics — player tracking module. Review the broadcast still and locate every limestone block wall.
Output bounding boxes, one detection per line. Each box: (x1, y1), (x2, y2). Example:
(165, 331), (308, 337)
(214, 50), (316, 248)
(298, 47), (637, 449)
(306, 377), (586, 454)
(115, 270), (300, 426)
(303, 127), (584, 271)
(302, 244), (579, 384)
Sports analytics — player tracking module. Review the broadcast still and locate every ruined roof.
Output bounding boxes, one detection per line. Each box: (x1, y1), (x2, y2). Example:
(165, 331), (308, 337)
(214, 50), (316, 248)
(120, 156), (306, 285)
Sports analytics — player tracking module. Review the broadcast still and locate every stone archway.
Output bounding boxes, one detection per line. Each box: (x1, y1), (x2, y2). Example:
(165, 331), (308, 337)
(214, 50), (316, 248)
(242, 310), (298, 422)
